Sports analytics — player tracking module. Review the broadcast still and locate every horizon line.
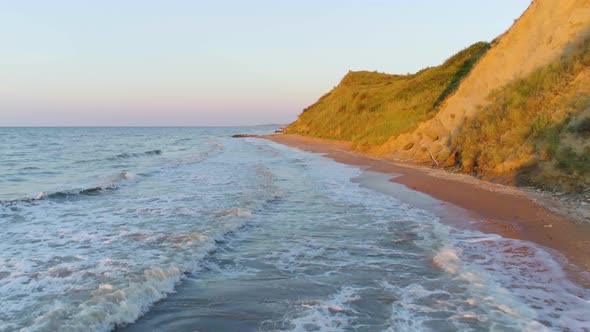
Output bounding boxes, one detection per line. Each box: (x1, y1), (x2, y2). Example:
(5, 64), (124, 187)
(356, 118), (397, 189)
(0, 124), (287, 128)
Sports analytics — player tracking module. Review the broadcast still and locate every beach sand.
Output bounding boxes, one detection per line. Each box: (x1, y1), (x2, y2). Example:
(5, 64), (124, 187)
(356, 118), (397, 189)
(263, 134), (590, 285)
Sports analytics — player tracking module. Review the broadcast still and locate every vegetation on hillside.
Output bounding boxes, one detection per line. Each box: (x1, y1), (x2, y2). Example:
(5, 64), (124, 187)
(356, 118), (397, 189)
(452, 35), (590, 192)
(286, 42), (490, 149)
(286, 13), (590, 193)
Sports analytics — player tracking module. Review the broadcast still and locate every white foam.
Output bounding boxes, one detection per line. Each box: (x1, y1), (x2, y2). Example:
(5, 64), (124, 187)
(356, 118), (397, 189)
(287, 287), (362, 331)
(426, 232), (590, 330)
(28, 266), (182, 332)
(0, 199), (253, 330)
(33, 191), (47, 200)
(433, 248), (461, 274)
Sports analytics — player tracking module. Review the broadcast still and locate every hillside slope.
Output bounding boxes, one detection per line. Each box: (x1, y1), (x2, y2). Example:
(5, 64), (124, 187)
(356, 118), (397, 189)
(286, 0), (590, 192)
(286, 42), (490, 149)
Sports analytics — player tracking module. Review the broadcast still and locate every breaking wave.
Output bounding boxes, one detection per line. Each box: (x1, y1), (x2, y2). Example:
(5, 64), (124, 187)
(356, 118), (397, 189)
(0, 172), (136, 205)
(74, 150), (162, 164)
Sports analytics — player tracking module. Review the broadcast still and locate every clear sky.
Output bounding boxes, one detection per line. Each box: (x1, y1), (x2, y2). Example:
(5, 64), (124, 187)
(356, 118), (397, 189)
(1, 0), (531, 126)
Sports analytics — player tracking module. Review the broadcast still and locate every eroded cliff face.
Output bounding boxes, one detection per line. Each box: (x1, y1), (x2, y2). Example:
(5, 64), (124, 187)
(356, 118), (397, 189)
(380, 0), (590, 165)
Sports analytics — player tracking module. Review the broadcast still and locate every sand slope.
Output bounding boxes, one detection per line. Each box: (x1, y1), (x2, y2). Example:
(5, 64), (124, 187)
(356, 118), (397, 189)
(383, 0), (590, 163)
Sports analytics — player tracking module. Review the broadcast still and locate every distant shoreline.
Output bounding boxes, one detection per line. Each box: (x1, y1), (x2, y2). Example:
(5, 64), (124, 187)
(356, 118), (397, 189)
(262, 133), (590, 286)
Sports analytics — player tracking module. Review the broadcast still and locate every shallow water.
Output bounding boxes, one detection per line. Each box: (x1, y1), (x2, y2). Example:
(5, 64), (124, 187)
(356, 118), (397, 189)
(1, 127), (589, 331)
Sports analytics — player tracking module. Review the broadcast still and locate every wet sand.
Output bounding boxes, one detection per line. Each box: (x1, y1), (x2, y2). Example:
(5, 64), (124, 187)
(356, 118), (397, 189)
(263, 134), (590, 283)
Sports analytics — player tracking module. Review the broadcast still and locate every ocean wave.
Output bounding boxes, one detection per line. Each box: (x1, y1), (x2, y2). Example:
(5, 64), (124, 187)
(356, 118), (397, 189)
(19, 215), (248, 331)
(426, 235), (590, 331)
(0, 172), (135, 205)
(74, 150), (162, 164)
(19, 166), (41, 171)
(27, 266), (183, 332)
(112, 150), (162, 160)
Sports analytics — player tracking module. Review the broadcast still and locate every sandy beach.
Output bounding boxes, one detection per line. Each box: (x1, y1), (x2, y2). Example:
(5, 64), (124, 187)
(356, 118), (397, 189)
(264, 134), (590, 284)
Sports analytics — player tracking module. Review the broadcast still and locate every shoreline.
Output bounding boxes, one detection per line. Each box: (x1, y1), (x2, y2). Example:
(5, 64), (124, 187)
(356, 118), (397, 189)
(262, 134), (590, 285)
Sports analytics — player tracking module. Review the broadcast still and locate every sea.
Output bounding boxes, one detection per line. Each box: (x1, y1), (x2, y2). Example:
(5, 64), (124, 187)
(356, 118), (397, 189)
(1, 126), (589, 332)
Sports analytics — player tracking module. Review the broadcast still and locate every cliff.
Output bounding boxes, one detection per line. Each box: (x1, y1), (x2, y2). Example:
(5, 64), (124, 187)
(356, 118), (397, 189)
(286, 0), (590, 192)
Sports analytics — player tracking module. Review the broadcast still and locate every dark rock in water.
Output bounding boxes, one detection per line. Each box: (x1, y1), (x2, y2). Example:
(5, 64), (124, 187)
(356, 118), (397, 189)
(232, 134), (258, 138)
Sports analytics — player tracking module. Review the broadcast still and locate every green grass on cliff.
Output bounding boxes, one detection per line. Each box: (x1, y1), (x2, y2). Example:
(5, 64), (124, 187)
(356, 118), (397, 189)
(286, 42), (490, 149)
(452, 35), (590, 192)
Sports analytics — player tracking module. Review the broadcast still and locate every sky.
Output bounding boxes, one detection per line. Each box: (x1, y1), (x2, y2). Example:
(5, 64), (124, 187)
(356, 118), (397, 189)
(1, 0), (532, 126)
